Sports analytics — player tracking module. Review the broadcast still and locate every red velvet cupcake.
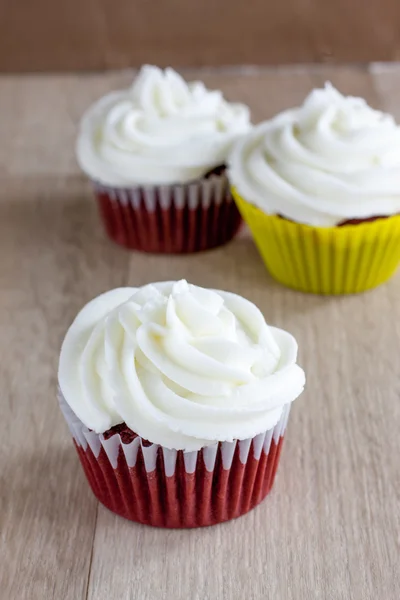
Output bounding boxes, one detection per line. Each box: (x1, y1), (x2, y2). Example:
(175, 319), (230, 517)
(76, 66), (251, 253)
(230, 83), (400, 294)
(58, 281), (305, 528)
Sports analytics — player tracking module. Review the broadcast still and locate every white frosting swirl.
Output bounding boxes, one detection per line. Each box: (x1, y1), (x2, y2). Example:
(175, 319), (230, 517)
(58, 281), (305, 451)
(229, 83), (400, 226)
(77, 65), (251, 187)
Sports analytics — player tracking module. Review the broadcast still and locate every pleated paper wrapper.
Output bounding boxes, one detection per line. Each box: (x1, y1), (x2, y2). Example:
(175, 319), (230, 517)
(233, 188), (400, 295)
(92, 172), (242, 253)
(58, 390), (291, 529)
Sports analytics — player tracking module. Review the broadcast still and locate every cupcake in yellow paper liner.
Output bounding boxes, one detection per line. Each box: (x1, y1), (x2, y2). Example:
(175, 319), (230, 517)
(229, 83), (400, 294)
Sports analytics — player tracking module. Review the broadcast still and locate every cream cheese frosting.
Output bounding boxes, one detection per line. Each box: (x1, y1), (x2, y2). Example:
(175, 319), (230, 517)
(58, 281), (305, 451)
(77, 65), (251, 187)
(229, 83), (400, 227)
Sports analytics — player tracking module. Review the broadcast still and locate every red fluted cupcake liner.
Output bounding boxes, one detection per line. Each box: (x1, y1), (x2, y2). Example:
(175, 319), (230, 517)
(59, 391), (291, 528)
(92, 172), (242, 253)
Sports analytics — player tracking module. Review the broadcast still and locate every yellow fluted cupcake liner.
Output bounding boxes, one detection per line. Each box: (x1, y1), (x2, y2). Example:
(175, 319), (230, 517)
(232, 188), (400, 295)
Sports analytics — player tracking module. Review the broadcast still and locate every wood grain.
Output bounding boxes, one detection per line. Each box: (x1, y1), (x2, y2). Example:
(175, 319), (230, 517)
(1, 66), (399, 600)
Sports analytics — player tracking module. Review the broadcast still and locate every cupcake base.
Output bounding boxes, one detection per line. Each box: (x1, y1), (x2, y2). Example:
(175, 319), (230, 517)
(94, 172), (242, 254)
(233, 189), (400, 295)
(74, 435), (285, 528)
(59, 392), (290, 528)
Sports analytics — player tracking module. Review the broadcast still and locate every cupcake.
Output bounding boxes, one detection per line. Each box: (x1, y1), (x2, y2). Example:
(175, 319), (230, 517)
(77, 66), (251, 253)
(58, 280), (305, 528)
(229, 83), (400, 294)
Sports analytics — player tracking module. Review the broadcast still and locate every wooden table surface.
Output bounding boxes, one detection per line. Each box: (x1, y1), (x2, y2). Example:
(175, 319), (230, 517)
(1, 65), (399, 600)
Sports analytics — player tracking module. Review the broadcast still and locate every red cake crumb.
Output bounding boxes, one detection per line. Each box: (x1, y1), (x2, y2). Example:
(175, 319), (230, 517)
(338, 215), (388, 226)
(277, 213), (391, 227)
(102, 423), (154, 446)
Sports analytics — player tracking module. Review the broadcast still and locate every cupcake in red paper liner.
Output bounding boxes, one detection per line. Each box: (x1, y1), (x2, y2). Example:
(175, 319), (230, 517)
(58, 281), (305, 528)
(76, 66), (252, 253)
